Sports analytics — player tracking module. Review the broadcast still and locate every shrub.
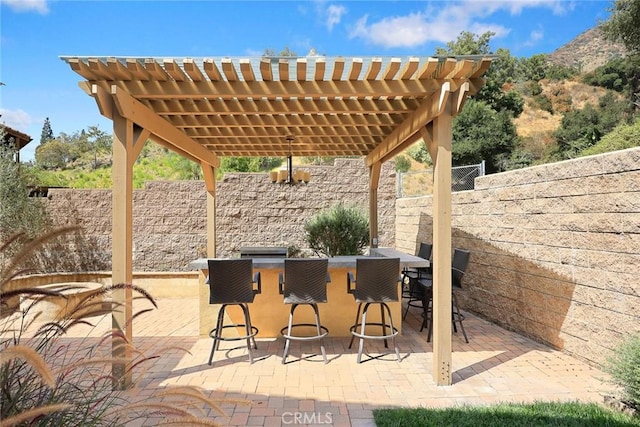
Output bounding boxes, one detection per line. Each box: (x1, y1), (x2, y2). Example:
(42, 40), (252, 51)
(394, 155), (411, 173)
(0, 135), (50, 243)
(406, 141), (431, 164)
(532, 94), (554, 114)
(521, 80), (543, 96)
(304, 203), (369, 257)
(581, 119), (640, 156)
(605, 334), (640, 411)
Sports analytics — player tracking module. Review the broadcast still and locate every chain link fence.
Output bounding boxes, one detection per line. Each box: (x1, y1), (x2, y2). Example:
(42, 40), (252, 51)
(397, 161), (485, 198)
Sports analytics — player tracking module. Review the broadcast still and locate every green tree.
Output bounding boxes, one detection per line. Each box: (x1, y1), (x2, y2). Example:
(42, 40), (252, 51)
(601, 0), (640, 111)
(406, 141), (431, 164)
(435, 31), (492, 56)
(477, 80), (524, 116)
(553, 93), (625, 159)
(263, 47), (298, 57)
(35, 138), (72, 169)
(0, 127), (50, 241)
(85, 125), (112, 168)
(394, 154), (411, 173)
(219, 156), (282, 174)
(583, 57), (632, 92)
(517, 54), (549, 82)
(40, 117), (54, 145)
(488, 48), (519, 84)
(601, 0), (640, 55)
(436, 31), (524, 117)
(452, 99), (519, 173)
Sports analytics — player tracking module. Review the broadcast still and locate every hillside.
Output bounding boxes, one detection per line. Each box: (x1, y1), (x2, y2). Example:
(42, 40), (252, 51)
(547, 26), (626, 73)
(514, 79), (615, 137)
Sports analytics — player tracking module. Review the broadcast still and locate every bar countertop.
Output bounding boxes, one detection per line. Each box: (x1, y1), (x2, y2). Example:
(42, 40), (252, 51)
(189, 247), (429, 270)
(192, 247), (428, 338)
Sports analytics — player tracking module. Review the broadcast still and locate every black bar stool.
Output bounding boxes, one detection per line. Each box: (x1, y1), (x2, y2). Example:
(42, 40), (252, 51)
(279, 258), (331, 364)
(206, 259), (261, 365)
(348, 257), (402, 363)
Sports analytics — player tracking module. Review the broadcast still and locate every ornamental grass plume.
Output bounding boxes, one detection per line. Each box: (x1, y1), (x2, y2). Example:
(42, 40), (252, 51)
(0, 227), (234, 426)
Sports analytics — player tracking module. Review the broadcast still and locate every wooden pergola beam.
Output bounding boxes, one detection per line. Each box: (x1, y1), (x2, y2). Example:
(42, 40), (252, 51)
(109, 85), (220, 168)
(366, 82), (453, 167)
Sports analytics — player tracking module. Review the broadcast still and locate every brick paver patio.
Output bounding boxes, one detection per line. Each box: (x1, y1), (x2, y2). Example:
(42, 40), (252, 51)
(12, 297), (613, 426)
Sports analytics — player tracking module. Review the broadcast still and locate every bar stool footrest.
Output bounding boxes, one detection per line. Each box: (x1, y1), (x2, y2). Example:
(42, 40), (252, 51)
(210, 324), (259, 342)
(349, 323), (398, 340)
(281, 323), (329, 341)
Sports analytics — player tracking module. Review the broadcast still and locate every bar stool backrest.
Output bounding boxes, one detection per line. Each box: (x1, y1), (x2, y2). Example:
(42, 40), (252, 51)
(207, 259), (256, 304)
(417, 243), (433, 260)
(452, 249), (471, 289)
(353, 257), (400, 303)
(282, 258), (329, 304)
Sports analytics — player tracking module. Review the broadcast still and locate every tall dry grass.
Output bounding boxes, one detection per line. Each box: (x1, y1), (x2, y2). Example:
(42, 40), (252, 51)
(0, 228), (235, 426)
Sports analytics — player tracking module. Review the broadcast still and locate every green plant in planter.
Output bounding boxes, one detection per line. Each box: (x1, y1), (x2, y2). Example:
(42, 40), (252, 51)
(304, 203), (369, 257)
(605, 333), (640, 413)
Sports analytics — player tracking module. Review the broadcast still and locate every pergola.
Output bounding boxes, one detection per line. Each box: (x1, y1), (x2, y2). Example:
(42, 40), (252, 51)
(61, 55), (491, 387)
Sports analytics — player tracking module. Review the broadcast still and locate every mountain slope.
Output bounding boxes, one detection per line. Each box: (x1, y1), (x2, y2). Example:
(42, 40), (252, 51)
(547, 26), (626, 73)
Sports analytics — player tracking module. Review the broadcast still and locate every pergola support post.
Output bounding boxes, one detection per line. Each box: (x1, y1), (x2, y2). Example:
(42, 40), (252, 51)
(368, 162), (381, 247)
(431, 97), (453, 385)
(202, 163), (217, 257)
(111, 112), (135, 389)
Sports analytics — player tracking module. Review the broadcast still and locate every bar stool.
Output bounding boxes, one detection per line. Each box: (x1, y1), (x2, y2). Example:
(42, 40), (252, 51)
(421, 249), (471, 343)
(348, 257), (402, 363)
(402, 242), (432, 320)
(206, 259), (261, 365)
(279, 258), (331, 364)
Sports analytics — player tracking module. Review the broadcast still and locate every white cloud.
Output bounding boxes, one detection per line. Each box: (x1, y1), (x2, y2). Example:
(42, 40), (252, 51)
(0, 108), (36, 131)
(0, 0), (49, 14)
(325, 4), (346, 31)
(347, 0), (569, 49)
(524, 28), (544, 46)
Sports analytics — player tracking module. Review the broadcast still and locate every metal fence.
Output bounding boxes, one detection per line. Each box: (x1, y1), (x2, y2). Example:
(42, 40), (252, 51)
(397, 161), (485, 198)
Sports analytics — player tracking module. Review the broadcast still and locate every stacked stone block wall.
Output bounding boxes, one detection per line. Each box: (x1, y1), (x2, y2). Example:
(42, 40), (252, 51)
(396, 147), (640, 366)
(45, 158), (396, 271)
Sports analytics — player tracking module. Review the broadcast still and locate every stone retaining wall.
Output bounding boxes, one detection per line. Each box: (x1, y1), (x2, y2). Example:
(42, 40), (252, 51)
(45, 158), (396, 271)
(396, 147), (640, 366)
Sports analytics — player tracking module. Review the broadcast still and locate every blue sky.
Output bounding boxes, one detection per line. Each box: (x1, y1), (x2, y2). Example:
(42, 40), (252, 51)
(1, 0), (612, 161)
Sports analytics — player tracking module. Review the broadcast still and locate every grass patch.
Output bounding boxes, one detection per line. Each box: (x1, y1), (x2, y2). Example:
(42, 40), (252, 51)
(373, 401), (640, 427)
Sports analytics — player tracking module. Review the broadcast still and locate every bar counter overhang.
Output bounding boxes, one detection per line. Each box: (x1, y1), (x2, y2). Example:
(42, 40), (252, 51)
(190, 248), (429, 338)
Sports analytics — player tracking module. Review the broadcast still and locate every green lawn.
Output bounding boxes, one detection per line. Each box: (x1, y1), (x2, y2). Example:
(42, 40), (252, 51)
(373, 401), (640, 427)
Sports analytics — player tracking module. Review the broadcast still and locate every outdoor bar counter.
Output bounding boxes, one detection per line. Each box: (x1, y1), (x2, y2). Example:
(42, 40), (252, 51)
(190, 248), (429, 338)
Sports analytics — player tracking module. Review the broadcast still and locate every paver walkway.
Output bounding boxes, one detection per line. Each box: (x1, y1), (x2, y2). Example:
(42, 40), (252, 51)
(11, 297), (613, 426)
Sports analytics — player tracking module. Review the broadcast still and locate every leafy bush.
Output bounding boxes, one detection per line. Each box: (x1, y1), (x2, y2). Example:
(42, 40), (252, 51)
(605, 334), (640, 411)
(406, 141), (431, 164)
(394, 154), (411, 173)
(532, 94), (554, 114)
(553, 92), (627, 159)
(521, 80), (543, 96)
(0, 134), (50, 243)
(304, 203), (369, 257)
(219, 156), (282, 174)
(583, 57), (633, 93)
(581, 119), (640, 156)
(453, 99), (519, 173)
(545, 63), (579, 81)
